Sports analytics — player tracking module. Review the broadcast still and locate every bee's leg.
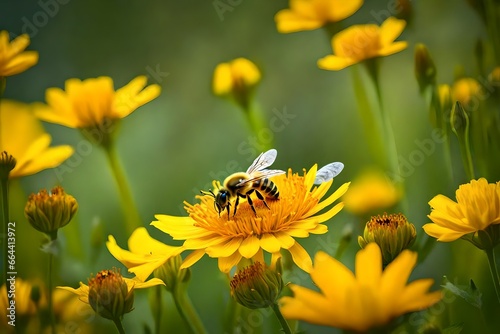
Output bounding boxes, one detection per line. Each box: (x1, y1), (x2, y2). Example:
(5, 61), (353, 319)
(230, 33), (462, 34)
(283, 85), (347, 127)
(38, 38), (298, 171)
(245, 193), (258, 216)
(254, 190), (270, 210)
(226, 203), (231, 220)
(233, 195), (241, 217)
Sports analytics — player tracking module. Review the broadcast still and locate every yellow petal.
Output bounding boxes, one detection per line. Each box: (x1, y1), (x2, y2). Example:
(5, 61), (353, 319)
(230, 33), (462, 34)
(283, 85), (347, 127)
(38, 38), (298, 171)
(217, 251), (242, 273)
(287, 242), (312, 272)
(238, 235), (260, 258)
(180, 249), (206, 269)
(317, 55), (357, 71)
(379, 17), (406, 46)
(422, 223), (466, 241)
(259, 233), (281, 253)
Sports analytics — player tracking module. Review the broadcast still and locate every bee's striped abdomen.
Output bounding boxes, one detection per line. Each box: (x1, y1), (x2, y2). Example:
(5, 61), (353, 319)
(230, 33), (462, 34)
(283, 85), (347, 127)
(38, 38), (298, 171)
(255, 178), (280, 199)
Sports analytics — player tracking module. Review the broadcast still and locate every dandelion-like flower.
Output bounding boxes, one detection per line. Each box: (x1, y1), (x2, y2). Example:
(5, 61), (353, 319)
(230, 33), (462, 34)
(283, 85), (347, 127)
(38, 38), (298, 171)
(213, 58), (261, 110)
(451, 77), (483, 110)
(274, 0), (363, 33)
(152, 165), (349, 273)
(34, 76), (161, 133)
(0, 31), (38, 77)
(0, 100), (73, 179)
(279, 243), (442, 332)
(106, 227), (184, 282)
(317, 17), (407, 71)
(342, 169), (401, 216)
(423, 178), (500, 247)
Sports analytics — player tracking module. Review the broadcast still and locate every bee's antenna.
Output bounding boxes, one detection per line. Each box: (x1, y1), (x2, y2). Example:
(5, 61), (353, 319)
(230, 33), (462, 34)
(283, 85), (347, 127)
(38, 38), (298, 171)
(200, 190), (216, 198)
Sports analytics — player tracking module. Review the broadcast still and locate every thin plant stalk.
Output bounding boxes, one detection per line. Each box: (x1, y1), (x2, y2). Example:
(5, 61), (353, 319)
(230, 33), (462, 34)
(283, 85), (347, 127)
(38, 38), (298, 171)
(172, 282), (208, 334)
(0, 173), (9, 302)
(484, 247), (500, 304)
(271, 302), (293, 334)
(47, 249), (56, 334)
(112, 318), (126, 334)
(103, 140), (142, 236)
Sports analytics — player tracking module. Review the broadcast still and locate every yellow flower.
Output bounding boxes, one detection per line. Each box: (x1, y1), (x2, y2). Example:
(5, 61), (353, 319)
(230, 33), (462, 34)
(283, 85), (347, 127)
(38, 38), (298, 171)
(213, 58), (261, 110)
(35, 76), (161, 129)
(451, 77), (483, 109)
(106, 227), (184, 282)
(275, 0), (363, 33)
(0, 100), (73, 179)
(342, 169), (401, 216)
(279, 243), (442, 332)
(0, 278), (47, 331)
(152, 165), (350, 273)
(423, 178), (500, 244)
(0, 31), (39, 77)
(318, 17), (407, 71)
(57, 272), (164, 306)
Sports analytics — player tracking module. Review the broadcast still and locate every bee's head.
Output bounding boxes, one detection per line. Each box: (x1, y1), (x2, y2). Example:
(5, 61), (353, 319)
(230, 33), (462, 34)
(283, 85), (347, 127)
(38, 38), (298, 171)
(215, 189), (231, 215)
(200, 188), (230, 217)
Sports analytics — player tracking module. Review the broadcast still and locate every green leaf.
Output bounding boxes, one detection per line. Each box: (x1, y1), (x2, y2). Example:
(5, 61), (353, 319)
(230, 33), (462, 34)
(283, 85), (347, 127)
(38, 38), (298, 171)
(441, 276), (482, 309)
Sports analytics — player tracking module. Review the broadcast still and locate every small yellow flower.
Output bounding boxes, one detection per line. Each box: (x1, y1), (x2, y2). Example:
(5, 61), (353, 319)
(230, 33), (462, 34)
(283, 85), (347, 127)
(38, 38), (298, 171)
(423, 178), (500, 245)
(230, 261), (283, 309)
(451, 77), (483, 109)
(0, 31), (39, 77)
(358, 213), (417, 266)
(318, 17), (407, 71)
(0, 100), (74, 179)
(24, 186), (78, 240)
(0, 278), (47, 329)
(106, 227), (184, 282)
(342, 169), (401, 216)
(35, 76), (161, 129)
(58, 270), (164, 312)
(275, 0), (363, 33)
(438, 84), (453, 112)
(213, 58), (261, 110)
(152, 165), (350, 273)
(279, 243), (442, 332)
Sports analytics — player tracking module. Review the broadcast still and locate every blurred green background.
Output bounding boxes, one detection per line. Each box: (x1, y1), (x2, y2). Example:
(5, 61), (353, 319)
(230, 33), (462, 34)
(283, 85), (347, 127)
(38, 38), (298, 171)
(2, 0), (497, 333)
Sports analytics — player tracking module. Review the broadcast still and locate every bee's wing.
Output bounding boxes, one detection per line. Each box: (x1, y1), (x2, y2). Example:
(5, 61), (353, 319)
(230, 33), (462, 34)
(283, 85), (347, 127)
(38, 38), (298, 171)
(246, 149), (278, 174)
(236, 169), (285, 186)
(314, 162), (344, 184)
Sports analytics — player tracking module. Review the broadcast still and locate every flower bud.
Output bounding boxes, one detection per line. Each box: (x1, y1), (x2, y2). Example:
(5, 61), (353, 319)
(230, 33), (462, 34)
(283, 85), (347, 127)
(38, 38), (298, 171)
(414, 44), (437, 93)
(0, 151), (16, 179)
(450, 101), (469, 138)
(88, 268), (134, 320)
(153, 254), (191, 292)
(24, 186), (78, 240)
(358, 213), (416, 266)
(230, 262), (283, 309)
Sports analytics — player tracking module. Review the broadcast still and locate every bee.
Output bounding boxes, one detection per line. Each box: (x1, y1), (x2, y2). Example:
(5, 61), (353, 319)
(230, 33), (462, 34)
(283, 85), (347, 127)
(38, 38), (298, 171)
(202, 149), (345, 219)
(202, 149), (286, 219)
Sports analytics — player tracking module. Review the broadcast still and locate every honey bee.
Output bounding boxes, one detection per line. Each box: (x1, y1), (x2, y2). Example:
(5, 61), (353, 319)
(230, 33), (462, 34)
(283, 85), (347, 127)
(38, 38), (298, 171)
(202, 149), (344, 219)
(202, 149), (286, 219)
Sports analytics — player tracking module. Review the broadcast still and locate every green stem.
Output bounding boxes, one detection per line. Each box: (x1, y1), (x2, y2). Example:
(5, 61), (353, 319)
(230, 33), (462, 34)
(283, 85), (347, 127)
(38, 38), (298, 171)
(244, 102), (272, 151)
(112, 317), (126, 334)
(485, 0), (500, 64)
(154, 285), (162, 334)
(350, 65), (386, 166)
(48, 250), (56, 334)
(458, 128), (476, 181)
(103, 140), (142, 236)
(271, 303), (293, 334)
(364, 60), (401, 182)
(430, 86), (454, 183)
(484, 247), (500, 304)
(172, 283), (207, 334)
(0, 173), (8, 304)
